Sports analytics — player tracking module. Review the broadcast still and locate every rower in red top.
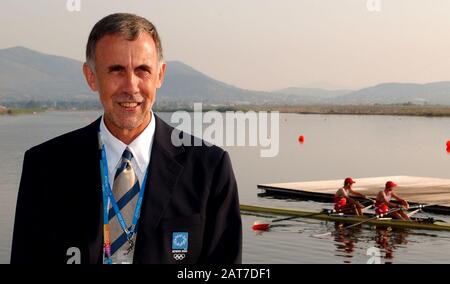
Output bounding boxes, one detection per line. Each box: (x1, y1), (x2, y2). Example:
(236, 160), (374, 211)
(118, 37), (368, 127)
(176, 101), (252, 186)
(375, 181), (410, 220)
(334, 177), (369, 216)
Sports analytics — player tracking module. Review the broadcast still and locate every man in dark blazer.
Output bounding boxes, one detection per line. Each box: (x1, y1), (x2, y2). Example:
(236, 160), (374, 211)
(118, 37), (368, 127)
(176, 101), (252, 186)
(10, 13), (242, 264)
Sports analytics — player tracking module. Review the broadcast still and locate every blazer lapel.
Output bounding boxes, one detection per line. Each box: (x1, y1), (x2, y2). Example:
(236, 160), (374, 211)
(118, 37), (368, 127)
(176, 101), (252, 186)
(138, 115), (184, 233)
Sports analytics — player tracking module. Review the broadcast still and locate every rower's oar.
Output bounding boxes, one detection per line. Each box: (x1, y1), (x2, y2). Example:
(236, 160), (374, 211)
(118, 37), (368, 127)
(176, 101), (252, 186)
(407, 203), (438, 217)
(271, 216), (301, 223)
(272, 197), (375, 224)
(253, 209), (335, 231)
(270, 202), (374, 226)
(272, 209), (334, 223)
(407, 208), (421, 218)
(312, 203), (432, 238)
(341, 206), (406, 230)
(362, 203), (374, 211)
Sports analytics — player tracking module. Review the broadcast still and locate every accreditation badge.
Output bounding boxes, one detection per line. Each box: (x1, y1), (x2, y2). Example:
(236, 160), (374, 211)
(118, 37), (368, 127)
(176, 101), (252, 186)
(172, 232), (188, 261)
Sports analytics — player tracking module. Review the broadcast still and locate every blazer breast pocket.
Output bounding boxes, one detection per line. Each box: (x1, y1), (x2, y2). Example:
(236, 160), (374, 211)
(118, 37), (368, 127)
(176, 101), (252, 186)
(161, 214), (204, 264)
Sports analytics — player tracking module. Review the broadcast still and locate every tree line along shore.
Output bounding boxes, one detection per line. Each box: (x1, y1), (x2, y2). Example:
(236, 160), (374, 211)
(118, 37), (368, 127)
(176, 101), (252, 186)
(0, 106), (44, 116)
(1, 104), (450, 117)
(232, 104), (450, 117)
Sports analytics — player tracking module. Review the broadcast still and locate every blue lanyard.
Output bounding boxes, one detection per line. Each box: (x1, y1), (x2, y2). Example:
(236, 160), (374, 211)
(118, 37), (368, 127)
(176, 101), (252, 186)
(98, 132), (148, 262)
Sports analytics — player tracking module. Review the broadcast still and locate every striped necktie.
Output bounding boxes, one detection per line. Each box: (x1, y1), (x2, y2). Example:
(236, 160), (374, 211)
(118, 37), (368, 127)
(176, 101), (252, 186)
(109, 147), (140, 263)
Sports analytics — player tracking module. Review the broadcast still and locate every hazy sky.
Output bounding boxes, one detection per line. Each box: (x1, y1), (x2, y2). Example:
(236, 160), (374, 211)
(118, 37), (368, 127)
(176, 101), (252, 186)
(2, 0), (450, 91)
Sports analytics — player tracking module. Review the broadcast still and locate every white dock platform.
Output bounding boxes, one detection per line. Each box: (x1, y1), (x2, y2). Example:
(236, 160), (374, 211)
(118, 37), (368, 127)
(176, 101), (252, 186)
(258, 176), (450, 214)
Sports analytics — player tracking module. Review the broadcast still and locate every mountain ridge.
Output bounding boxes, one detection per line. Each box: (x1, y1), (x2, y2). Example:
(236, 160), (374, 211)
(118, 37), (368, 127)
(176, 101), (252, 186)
(1, 46), (450, 105)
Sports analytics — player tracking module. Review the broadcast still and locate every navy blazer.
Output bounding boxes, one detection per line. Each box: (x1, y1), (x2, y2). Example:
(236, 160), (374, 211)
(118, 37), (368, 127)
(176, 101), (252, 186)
(10, 115), (242, 264)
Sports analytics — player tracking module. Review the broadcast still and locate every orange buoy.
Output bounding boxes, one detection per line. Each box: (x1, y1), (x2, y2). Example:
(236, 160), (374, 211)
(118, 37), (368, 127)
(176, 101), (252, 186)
(298, 135), (305, 144)
(447, 141), (450, 153)
(252, 220), (270, 231)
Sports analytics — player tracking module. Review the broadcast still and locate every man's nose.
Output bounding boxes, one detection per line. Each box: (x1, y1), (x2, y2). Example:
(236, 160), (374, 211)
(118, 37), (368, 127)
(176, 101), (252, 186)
(123, 71), (140, 95)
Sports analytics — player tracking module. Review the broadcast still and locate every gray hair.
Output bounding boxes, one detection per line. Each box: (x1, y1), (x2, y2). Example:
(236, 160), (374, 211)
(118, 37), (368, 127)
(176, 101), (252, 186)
(85, 13), (163, 70)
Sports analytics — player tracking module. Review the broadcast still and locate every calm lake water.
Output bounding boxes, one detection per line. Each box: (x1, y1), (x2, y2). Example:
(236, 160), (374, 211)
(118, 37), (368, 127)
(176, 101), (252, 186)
(1, 111), (450, 263)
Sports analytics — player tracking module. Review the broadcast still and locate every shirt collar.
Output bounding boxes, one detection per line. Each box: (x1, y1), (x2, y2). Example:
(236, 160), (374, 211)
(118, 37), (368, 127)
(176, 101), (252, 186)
(100, 111), (156, 174)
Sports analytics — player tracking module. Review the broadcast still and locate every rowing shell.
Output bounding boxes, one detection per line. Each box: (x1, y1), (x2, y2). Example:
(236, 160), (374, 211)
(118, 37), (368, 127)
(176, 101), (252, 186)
(240, 204), (450, 232)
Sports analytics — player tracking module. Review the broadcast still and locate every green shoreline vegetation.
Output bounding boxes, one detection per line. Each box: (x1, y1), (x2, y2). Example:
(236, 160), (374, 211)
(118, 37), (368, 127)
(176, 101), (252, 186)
(0, 107), (45, 116)
(221, 104), (450, 117)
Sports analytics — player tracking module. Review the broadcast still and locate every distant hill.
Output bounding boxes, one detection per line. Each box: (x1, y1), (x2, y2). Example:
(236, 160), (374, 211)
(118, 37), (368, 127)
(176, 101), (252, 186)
(273, 87), (351, 104)
(334, 82), (450, 105)
(159, 60), (274, 103)
(275, 87), (350, 98)
(0, 46), (274, 105)
(0, 46), (92, 102)
(1, 46), (450, 105)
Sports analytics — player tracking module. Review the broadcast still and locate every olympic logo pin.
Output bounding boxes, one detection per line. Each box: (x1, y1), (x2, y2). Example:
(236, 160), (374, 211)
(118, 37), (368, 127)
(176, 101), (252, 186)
(172, 232), (188, 261)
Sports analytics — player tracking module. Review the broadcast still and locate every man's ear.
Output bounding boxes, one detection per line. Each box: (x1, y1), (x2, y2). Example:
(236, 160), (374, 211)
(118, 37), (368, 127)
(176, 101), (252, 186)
(156, 62), (167, 89)
(83, 63), (98, 92)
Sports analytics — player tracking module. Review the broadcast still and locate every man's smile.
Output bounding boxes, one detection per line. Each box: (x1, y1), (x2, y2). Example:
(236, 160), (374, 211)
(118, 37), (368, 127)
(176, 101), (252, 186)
(117, 102), (142, 109)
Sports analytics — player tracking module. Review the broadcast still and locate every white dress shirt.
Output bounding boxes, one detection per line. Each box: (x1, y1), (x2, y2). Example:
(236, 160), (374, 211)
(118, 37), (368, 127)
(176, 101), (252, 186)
(99, 111), (156, 191)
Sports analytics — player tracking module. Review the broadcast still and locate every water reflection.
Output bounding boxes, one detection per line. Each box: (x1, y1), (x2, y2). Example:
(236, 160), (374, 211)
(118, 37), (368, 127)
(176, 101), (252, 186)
(374, 227), (408, 264)
(332, 223), (363, 263)
(332, 223), (409, 264)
